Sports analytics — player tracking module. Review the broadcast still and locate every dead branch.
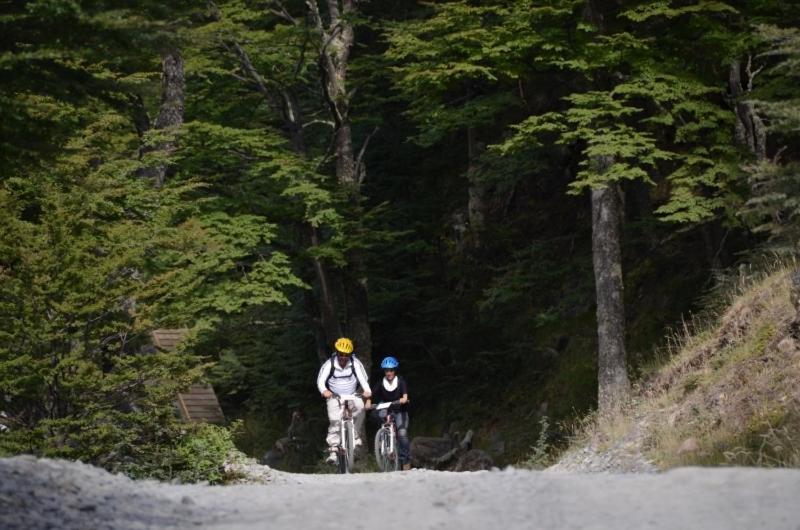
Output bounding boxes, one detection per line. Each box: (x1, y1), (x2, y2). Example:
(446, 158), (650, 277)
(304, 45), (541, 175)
(355, 126), (379, 185)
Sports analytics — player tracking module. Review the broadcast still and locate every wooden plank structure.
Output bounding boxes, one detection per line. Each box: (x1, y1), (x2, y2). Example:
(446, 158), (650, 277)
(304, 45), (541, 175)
(175, 384), (226, 424)
(151, 328), (189, 352)
(151, 329), (226, 425)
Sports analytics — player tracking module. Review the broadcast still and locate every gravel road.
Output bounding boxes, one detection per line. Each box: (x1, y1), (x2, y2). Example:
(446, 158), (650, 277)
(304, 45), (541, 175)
(2, 455), (799, 530)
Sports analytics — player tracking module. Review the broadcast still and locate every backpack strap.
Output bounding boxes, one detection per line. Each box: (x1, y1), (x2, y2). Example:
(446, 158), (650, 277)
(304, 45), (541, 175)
(325, 354), (356, 390)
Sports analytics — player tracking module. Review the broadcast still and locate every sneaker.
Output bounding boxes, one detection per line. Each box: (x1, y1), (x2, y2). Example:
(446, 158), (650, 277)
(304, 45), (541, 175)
(354, 437), (363, 448)
(325, 452), (337, 465)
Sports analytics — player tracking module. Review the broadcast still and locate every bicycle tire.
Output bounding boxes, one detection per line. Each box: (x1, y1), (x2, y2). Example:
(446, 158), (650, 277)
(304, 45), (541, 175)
(343, 420), (355, 472)
(374, 427), (399, 472)
(374, 428), (386, 471)
(337, 449), (347, 474)
(375, 428), (389, 472)
(387, 429), (399, 471)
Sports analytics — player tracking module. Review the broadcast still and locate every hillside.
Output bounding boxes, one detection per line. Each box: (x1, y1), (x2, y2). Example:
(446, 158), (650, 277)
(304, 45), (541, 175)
(553, 266), (800, 471)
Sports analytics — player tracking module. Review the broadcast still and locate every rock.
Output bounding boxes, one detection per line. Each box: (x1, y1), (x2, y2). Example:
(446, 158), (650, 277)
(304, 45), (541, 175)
(489, 431), (505, 457)
(777, 337), (797, 355)
(677, 438), (700, 455)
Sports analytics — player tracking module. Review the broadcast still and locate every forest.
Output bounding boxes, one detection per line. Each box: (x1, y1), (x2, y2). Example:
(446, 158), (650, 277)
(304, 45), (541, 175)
(1, 0), (799, 478)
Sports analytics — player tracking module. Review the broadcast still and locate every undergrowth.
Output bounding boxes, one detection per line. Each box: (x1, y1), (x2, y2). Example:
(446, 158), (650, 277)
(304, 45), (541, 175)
(558, 259), (800, 469)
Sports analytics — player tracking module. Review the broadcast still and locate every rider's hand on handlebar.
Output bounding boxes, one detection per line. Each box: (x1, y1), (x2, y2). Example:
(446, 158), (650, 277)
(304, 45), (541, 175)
(322, 389), (333, 399)
(399, 396), (408, 405)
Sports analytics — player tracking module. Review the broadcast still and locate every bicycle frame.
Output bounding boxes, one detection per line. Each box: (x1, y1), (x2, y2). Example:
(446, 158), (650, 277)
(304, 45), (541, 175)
(374, 411), (399, 472)
(334, 394), (358, 474)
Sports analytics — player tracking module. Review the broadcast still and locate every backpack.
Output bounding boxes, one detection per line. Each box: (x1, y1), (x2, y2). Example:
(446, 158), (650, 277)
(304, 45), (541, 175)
(325, 354), (358, 390)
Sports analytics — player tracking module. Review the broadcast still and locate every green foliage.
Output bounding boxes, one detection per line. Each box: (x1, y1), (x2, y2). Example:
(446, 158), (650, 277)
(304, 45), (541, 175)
(0, 0), (305, 480)
(2, 0), (798, 477)
(524, 415), (552, 469)
(496, 2), (740, 224)
(385, 0), (579, 146)
(741, 25), (800, 251)
(167, 423), (237, 484)
(620, 1), (738, 22)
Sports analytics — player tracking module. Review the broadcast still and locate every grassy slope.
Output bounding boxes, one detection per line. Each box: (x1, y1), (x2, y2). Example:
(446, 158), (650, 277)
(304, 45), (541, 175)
(569, 266), (800, 469)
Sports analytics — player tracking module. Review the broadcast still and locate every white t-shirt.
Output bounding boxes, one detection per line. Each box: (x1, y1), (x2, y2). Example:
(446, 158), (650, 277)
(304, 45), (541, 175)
(316, 355), (371, 396)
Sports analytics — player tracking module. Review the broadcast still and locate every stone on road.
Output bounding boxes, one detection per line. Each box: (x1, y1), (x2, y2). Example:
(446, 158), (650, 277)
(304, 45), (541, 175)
(2, 456), (799, 530)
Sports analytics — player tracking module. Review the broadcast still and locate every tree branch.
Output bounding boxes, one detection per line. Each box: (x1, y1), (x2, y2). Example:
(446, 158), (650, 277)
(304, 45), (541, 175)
(230, 40), (283, 114)
(268, 0), (298, 25)
(302, 119), (336, 129)
(355, 126), (379, 185)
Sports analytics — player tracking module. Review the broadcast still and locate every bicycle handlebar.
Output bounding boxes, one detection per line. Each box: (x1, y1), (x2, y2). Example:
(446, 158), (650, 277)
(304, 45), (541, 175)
(368, 399), (409, 410)
(331, 393), (363, 401)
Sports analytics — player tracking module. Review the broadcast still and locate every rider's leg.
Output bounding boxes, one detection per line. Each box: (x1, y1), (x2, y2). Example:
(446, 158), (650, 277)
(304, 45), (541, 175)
(351, 396), (365, 446)
(368, 407), (385, 426)
(395, 411), (411, 466)
(325, 398), (342, 458)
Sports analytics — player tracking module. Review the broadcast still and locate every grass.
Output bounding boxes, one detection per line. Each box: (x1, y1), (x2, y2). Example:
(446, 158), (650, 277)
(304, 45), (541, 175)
(560, 261), (800, 469)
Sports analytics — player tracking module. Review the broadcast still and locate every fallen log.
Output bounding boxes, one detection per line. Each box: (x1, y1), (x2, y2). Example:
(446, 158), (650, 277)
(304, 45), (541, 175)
(433, 430), (474, 469)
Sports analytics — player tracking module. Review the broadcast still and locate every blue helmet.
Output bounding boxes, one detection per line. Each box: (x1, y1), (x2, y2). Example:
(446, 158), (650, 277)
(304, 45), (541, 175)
(380, 356), (399, 369)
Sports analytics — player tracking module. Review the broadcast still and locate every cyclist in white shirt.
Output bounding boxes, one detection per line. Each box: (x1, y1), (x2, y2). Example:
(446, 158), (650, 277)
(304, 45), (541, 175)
(316, 337), (372, 464)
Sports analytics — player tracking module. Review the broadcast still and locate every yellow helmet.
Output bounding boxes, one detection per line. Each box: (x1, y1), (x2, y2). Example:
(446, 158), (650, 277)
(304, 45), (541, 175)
(334, 337), (354, 355)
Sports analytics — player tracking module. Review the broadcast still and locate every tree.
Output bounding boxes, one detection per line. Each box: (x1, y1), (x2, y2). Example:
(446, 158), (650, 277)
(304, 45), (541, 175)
(195, 0), (378, 369)
(307, 0), (375, 369)
(741, 24), (800, 251)
(497, 0), (742, 410)
(0, 1), (302, 474)
(385, 0), (579, 245)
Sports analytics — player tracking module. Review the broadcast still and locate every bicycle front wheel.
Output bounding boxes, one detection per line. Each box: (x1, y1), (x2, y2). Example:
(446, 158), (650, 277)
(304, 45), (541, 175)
(374, 428), (387, 471)
(374, 428), (398, 472)
(386, 429), (399, 471)
(343, 420), (355, 472)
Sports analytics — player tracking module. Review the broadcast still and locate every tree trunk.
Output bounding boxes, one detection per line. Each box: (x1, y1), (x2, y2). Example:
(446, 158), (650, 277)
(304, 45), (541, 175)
(729, 59), (767, 161)
(303, 289), (331, 363)
(591, 172), (630, 411)
(309, 0), (373, 369)
(466, 126), (488, 240)
(139, 50), (185, 187)
(343, 252), (372, 373)
(309, 226), (342, 347)
(232, 38), (345, 357)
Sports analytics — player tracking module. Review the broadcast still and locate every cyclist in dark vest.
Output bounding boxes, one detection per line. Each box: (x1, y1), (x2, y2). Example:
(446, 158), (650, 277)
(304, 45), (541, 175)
(366, 356), (411, 470)
(316, 337), (372, 465)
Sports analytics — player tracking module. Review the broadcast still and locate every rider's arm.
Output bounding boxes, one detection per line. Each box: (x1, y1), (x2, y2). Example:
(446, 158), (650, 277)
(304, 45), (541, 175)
(316, 360), (332, 396)
(353, 358), (371, 396)
(399, 377), (409, 404)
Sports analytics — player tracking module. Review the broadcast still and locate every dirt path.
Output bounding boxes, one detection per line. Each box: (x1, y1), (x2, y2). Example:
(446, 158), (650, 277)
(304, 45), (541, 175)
(2, 455), (800, 530)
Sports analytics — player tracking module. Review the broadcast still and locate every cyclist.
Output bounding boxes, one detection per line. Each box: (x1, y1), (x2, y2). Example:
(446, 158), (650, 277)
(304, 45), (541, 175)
(366, 356), (411, 470)
(316, 337), (371, 465)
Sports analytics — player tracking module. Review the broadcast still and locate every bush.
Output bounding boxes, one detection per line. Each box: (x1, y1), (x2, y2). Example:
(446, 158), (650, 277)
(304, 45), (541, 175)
(172, 423), (237, 484)
(119, 422), (236, 484)
(522, 416), (552, 469)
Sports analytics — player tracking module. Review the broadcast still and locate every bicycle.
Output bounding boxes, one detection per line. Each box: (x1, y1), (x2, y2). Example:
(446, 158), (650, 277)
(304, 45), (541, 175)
(332, 393), (360, 474)
(372, 400), (401, 472)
